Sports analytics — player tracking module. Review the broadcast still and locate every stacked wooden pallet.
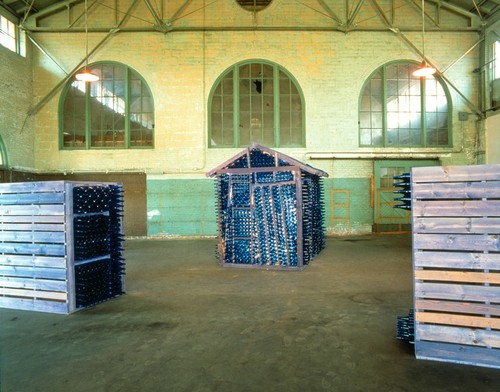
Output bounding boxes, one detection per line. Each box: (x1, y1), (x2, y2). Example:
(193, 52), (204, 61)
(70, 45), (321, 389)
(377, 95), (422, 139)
(412, 164), (500, 369)
(0, 181), (124, 314)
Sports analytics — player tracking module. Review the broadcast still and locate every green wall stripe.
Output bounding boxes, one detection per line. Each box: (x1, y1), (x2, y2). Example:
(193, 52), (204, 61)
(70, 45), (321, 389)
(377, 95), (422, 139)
(147, 178), (375, 237)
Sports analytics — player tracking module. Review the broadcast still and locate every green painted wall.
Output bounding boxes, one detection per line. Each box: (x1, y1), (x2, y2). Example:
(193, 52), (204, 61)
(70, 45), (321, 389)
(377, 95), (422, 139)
(147, 179), (217, 236)
(147, 177), (374, 237)
(323, 178), (373, 235)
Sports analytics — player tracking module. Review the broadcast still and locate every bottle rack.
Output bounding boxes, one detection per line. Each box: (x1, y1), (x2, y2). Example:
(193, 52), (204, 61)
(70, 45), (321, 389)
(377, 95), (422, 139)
(0, 181), (125, 314)
(208, 143), (328, 270)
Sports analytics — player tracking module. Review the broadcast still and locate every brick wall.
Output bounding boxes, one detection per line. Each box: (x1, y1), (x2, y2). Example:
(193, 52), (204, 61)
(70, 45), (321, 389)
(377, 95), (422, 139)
(0, 44), (34, 169)
(3, 1), (488, 235)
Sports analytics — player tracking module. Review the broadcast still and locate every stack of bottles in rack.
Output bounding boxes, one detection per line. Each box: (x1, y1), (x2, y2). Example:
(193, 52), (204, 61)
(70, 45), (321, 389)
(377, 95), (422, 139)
(73, 184), (125, 308)
(301, 173), (325, 264)
(214, 148), (325, 268)
(393, 172), (412, 210)
(396, 309), (415, 344)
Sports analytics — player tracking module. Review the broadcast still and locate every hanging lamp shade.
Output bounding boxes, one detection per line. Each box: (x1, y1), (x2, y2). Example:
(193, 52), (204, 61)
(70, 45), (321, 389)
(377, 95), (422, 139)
(413, 61), (436, 77)
(412, 0), (436, 78)
(74, 0), (99, 82)
(75, 69), (99, 82)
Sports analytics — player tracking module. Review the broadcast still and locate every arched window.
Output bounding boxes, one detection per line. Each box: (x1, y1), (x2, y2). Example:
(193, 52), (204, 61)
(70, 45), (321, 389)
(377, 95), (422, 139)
(209, 60), (305, 148)
(0, 134), (7, 167)
(359, 61), (451, 147)
(60, 62), (154, 149)
(236, 1), (273, 12)
(0, 134), (7, 182)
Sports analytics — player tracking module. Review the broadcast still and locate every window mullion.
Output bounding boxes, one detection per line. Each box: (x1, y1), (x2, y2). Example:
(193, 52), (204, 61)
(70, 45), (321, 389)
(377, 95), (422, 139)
(273, 65), (280, 147)
(421, 78), (426, 147)
(85, 83), (91, 149)
(382, 67), (388, 147)
(234, 66), (240, 147)
(125, 67), (130, 149)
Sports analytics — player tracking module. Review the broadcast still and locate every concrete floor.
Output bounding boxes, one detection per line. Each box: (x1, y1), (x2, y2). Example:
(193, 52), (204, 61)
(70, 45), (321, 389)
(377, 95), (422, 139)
(0, 235), (498, 392)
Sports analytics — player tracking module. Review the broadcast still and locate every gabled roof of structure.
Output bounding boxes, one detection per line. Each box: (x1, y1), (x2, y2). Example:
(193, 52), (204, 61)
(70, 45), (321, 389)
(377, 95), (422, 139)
(206, 143), (328, 178)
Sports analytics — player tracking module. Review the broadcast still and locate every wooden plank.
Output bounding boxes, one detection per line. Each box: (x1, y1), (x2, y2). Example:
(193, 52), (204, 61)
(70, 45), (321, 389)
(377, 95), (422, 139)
(64, 181), (76, 313)
(415, 282), (500, 302)
(416, 341), (500, 369)
(0, 192), (65, 205)
(0, 255), (66, 268)
(412, 200), (500, 217)
(216, 166), (300, 175)
(417, 324), (500, 348)
(414, 251), (500, 270)
(0, 223), (65, 231)
(415, 299), (500, 316)
(412, 181), (500, 199)
(0, 266), (67, 280)
(0, 204), (65, 216)
(0, 231), (66, 243)
(0, 276), (67, 291)
(413, 217), (500, 234)
(416, 312), (500, 329)
(414, 233), (500, 252)
(0, 243), (66, 256)
(415, 270), (500, 284)
(206, 143), (328, 178)
(0, 215), (65, 224)
(0, 287), (68, 301)
(0, 297), (68, 314)
(0, 181), (65, 194)
(411, 164), (500, 369)
(412, 164), (500, 183)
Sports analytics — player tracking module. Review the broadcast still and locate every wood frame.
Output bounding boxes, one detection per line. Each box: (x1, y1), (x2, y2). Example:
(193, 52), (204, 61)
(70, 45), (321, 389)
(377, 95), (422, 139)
(411, 164), (500, 369)
(0, 181), (124, 314)
(208, 143), (327, 270)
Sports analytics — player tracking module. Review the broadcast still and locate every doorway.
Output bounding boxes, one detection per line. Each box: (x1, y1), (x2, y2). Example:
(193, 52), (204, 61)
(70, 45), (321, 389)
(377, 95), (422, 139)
(373, 160), (438, 232)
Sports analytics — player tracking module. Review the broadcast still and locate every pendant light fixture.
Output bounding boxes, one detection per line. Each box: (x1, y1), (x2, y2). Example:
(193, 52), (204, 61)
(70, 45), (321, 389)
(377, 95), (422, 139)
(412, 0), (436, 78)
(75, 0), (99, 82)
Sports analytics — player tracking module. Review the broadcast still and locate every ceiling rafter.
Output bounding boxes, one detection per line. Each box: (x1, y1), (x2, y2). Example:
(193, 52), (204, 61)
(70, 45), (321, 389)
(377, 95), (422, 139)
(346, 0), (366, 30)
(2, 0), (491, 33)
(170, 0), (194, 22)
(428, 0), (482, 22)
(367, 0), (394, 28)
(315, 0), (343, 25)
(143, 0), (169, 32)
(410, 0), (440, 28)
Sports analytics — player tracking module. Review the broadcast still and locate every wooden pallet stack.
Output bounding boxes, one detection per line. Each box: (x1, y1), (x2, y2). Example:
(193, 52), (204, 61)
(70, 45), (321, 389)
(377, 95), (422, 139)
(411, 164), (500, 369)
(0, 181), (124, 314)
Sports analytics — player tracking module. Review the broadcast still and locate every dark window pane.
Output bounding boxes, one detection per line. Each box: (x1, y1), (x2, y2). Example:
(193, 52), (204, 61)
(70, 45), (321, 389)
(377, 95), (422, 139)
(63, 81), (87, 147)
(210, 61), (303, 147)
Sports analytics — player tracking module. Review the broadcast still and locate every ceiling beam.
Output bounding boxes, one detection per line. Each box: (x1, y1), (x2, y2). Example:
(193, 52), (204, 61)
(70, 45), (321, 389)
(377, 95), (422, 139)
(427, 0), (481, 23)
(24, 0), (82, 24)
(410, 0), (440, 28)
(367, 0), (393, 28)
(346, 0), (366, 29)
(170, 0), (194, 22)
(143, 0), (170, 32)
(23, 25), (482, 33)
(0, 3), (19, 18)
(315, 0), (343, 25)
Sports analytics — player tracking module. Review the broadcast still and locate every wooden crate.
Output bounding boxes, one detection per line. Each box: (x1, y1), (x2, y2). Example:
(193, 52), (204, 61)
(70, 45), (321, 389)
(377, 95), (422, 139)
(0, 181), (124, 314)
(412, 164), (500, 369)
